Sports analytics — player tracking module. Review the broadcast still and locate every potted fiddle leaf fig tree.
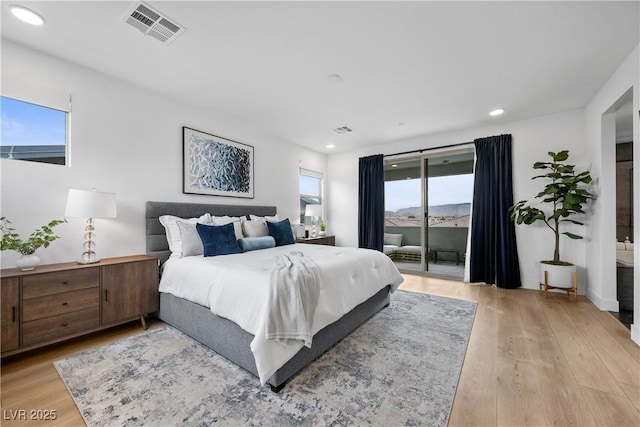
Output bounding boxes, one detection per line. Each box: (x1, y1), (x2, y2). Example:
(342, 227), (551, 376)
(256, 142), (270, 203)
(510, 150), (594, 290)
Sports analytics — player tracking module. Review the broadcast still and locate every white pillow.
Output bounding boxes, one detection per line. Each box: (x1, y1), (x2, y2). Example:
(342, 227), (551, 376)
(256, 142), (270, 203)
(242, 219), (269, 237)
(384, 233), (403, 247)
(249, 214), (279, 222)
(211, 215), (244, 240)
(212, 215), (242, 223)
(177, 221), (204, 257)
(159, 213), (211, 258)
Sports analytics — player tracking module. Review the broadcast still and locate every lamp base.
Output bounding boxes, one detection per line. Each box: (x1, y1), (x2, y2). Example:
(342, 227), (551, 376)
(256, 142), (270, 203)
(77, 258), (101, 265)
(79, 218), (100, 265)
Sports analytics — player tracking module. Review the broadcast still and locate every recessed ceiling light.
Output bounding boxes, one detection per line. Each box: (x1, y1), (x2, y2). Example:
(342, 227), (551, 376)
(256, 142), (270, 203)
(490, 109), (505, 116)
(391, 164), (398, 168)
(326, 144), (335, 149)
(398, 122), (405, 126)
(327, 74), (342, 82)
(10, 5), (45, 25)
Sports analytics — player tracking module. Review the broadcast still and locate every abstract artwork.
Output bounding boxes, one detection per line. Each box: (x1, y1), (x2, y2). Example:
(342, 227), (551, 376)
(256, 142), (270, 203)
(183, 127), (254, 198)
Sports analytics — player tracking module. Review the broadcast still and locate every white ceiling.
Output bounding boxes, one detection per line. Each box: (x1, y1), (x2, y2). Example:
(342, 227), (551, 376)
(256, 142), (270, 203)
(1, 1), (638, 153)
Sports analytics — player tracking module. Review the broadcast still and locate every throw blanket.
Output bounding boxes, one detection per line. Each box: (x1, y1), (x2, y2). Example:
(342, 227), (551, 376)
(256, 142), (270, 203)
(266, 251), (320, 347)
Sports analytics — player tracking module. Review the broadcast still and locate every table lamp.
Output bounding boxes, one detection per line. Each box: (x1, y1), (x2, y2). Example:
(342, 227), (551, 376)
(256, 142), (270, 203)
(64, 188), (117, 264)
(304, 204), (322, 238)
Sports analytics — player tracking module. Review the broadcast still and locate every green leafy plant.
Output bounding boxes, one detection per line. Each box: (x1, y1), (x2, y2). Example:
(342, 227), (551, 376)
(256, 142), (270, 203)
(319, 219), (326, 232)
(0, 217), (67, 255)
(510, 150), (595, 265)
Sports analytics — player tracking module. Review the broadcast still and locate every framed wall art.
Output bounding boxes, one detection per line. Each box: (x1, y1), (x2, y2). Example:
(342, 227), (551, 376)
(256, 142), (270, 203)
(182, 126), (254, 198)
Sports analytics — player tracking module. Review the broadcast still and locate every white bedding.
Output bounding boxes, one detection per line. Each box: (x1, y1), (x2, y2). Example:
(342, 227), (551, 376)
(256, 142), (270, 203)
(158, 243), (404, 384)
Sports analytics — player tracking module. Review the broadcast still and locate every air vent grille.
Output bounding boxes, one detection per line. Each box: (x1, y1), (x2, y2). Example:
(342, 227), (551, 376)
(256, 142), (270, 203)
(123, 2), (185, 44)
(131, 10), (154, 27)
(332, 126), (353, 134)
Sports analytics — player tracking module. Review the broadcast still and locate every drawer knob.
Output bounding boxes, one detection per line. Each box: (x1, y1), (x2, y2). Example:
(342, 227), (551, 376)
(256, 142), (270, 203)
(62, 322), (68, 327)
(62, 302), (68, 306)
(62, 281), (69, 285)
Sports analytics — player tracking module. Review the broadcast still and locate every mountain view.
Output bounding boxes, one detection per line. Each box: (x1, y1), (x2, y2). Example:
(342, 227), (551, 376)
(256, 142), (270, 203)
(385, 203), (471, 227)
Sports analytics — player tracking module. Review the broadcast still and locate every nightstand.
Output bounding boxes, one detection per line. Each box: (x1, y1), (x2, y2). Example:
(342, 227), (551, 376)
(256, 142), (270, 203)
(1, 255), (158, 358)
(296, 235), (336, 246)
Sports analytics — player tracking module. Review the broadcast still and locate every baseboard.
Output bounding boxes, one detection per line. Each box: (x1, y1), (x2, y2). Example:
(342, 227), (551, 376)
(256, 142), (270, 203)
(631, 324), (640, 346)
(585, 288), (620, 312)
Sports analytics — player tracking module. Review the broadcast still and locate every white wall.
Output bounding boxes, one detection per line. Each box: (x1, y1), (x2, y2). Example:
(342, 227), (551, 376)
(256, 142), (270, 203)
(328, 109), (588, 291)
(584, 45), (639, 343)
(0, 40), (327, 269)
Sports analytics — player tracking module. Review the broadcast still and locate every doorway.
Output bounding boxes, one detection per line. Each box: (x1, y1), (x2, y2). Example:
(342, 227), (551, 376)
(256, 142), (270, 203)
(384, 150), (474, 279)
(613, 93), (634, 329)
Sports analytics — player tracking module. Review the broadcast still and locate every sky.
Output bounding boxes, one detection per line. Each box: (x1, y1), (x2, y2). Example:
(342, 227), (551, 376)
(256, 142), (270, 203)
(385, 174), (474, 211)
(1, 96), (66, 146)
(300, 174), (321, 196)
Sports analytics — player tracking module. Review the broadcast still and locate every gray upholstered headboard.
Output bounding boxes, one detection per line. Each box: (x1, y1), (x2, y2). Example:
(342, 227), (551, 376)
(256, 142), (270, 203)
(146, 201), (277, 264)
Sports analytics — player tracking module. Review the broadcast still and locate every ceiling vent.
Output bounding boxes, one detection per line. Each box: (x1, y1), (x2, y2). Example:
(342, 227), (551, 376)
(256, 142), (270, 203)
(123, 2), (185, 44)
(332, 126), (353, 134)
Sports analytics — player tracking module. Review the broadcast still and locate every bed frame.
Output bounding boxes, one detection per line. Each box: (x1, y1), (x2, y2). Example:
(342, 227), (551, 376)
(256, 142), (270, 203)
(146, 201), (391, 392)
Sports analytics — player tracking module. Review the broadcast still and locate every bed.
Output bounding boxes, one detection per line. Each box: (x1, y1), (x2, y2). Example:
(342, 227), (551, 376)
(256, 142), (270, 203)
(146, 201), (403, 392)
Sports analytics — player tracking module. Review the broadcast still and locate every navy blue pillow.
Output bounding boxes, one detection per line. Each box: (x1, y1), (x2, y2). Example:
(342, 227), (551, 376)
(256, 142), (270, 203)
(266, 218), (295, 246)
(196, 223), (241, 257)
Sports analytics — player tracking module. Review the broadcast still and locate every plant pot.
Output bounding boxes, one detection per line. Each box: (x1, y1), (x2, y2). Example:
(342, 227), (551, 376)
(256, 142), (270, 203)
(539, 261), (578, 300)
(16, 254), (40, 271)
(319, 230), (326, 236)
(539, 262), (576, 289)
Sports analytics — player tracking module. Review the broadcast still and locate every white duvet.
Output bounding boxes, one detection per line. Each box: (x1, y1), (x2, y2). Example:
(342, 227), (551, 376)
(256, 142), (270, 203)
(158, 243), (404, 384)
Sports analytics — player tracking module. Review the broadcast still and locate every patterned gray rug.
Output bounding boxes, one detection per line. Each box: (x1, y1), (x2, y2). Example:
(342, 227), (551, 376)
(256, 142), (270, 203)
(54, 290), (476, 427)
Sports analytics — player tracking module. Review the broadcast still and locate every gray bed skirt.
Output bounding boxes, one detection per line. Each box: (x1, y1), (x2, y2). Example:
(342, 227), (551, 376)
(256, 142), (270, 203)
(157, 285), (391, 391)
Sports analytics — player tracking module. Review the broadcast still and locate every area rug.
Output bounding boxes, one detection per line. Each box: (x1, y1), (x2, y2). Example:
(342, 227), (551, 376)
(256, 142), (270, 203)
(54, 290), (476, 427)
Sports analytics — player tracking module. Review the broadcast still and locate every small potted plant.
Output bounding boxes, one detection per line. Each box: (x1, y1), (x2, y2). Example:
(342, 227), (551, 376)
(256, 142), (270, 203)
(1, 217), (67, 270)
(510, 150), (594, 290)
(319, 219), (326, 236)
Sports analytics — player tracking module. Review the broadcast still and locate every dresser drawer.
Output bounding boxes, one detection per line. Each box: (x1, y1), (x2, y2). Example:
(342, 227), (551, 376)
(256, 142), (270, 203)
(22, 307), (100, 347)
(23, 268), (100, 299)
(23, 288), (100, 322)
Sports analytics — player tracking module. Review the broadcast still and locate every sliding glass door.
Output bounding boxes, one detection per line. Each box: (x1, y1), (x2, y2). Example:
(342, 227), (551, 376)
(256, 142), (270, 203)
(384, 159), (424, 271)
(384, 150), (474, 279)
(425, 153), (474, 278)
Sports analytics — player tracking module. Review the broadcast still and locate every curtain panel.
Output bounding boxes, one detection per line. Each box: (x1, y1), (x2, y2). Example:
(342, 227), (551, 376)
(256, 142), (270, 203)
(469, 134), (521, 288)
(358, 154), (385, 251)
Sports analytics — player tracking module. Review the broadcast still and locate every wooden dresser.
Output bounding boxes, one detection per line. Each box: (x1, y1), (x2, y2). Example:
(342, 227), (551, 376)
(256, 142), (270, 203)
(1, 255), (158, 357)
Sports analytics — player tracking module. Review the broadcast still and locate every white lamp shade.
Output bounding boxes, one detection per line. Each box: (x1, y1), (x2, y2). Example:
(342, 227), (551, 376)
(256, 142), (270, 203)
(65, 189), (117, 218)
(305, 204), (322, 217)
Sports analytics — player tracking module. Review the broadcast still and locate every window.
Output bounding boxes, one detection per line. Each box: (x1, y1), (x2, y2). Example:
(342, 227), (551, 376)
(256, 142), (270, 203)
(300, 169), (323, 224)
(1, 96), (68, 165)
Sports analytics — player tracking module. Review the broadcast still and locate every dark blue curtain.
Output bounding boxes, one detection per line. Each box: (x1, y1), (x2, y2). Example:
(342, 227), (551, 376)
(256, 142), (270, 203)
(470, 135), (521, 288)
(358, 154), (384, 251)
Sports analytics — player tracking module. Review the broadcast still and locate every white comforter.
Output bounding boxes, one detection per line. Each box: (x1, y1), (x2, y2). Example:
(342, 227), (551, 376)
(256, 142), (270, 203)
(158, 243), (404, 384)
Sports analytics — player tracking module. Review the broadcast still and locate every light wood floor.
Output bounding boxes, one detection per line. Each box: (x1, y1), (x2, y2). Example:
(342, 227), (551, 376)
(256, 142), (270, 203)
(1, 274), (639, 426)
